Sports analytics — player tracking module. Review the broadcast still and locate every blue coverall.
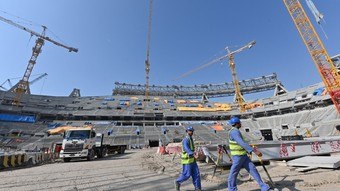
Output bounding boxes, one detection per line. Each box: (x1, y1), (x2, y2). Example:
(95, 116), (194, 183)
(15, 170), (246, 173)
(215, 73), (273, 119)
(228, 129), (270, 191)
(176, 136), (201, 189)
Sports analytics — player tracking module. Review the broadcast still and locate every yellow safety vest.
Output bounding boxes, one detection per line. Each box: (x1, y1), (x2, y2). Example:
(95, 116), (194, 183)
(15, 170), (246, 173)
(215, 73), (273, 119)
(181, 136), (195, 164)
(229, 127), (247, 156)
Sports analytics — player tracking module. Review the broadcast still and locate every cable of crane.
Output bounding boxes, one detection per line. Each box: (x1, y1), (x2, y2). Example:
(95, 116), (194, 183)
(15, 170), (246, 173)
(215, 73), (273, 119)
(31, 73), (47, 77)
(39, 75), (47, 95)
(173, 47), (229, 81)
(0, 9), (42, 27)
(0, 10), (70, 46)
(175, 53), (229, 80)
(5, 73), (46, 81)
(46, 28), (67, 45)
(26, 34), (33, 48)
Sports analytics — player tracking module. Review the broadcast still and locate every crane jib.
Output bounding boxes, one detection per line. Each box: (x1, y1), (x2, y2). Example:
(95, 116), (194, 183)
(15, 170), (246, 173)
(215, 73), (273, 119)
(0, 15), (78, 53)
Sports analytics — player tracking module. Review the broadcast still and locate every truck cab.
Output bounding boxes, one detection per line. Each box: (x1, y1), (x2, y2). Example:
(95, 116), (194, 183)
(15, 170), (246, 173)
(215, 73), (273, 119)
(60, 128), (97, 162)
(59, 126), (127, 162)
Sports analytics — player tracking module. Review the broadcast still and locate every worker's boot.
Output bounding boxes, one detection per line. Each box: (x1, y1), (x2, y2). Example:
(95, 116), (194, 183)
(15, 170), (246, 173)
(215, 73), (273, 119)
(174, 180), (180, 191)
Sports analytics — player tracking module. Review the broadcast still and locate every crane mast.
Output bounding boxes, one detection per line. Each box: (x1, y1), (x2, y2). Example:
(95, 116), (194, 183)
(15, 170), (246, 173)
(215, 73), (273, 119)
(145, 0), (153, 100)
(226, 48), (245, 112)
(12, 27), (46, 105)
(283, 0), (340, 113)
(0, 15), (77, 106)
(226, 41), (255, 112)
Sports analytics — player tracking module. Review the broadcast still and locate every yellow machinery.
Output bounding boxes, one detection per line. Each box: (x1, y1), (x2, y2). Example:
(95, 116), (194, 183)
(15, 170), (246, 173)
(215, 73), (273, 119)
(244, 102), (263, 110)
(47, 125), (92, 135)
(177, 106), (231, 112)
(283, 0), (340, 113)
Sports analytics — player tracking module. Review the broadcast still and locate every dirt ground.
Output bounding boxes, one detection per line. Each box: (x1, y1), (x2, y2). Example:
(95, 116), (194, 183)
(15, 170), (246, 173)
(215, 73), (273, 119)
(0, 149), (339, 191)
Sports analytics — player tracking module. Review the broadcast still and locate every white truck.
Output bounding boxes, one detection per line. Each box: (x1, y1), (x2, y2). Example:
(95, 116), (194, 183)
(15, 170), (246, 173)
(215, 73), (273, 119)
(59, 127), (126, 162)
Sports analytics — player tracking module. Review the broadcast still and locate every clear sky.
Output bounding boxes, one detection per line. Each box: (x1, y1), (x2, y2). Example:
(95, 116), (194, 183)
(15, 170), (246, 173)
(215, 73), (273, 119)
(0, 0), (340, 100)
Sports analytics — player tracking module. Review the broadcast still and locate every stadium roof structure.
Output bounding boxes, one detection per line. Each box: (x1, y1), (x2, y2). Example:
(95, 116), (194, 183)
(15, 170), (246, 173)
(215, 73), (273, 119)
(113, 73), (284, 99)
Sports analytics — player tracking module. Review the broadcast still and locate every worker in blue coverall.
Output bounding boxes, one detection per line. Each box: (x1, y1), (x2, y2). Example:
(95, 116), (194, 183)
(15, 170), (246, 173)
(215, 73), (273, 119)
(175, 126), (201, 191)
(227, 117), (271, 191)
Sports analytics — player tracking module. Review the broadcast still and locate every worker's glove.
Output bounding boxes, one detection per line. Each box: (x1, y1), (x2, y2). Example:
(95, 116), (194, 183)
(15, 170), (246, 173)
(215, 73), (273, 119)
(194, 153), (199, 159)
(254, 150), (263, 158)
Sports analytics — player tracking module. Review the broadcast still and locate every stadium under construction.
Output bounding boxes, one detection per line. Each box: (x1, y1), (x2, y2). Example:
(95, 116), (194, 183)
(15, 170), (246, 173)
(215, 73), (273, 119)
(0, 57), (340, 152)
(1, 1), (340, 190)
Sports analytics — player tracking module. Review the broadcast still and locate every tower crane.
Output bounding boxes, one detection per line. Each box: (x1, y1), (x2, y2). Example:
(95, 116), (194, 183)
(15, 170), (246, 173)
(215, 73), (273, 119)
(177, 41), (256, 112)
(283, 0), (340, 113)
(0, 79), (12, 91)
(145, 0), (153, 100)
(0, 15), (78, 106)
(226, 41), (256, 112)
(1, 73), (47, 91)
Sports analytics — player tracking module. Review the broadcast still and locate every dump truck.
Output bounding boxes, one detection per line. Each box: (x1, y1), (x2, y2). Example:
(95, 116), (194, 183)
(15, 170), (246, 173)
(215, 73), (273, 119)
(58, 127), (127, 162)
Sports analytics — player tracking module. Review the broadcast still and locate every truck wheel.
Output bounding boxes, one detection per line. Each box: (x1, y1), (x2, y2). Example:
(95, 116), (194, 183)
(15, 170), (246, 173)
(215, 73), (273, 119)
(117, 147), (125, 154)
(101, 147), (108, 158)
(97, 150), (102, 158)
(87, 149), (95, 161)
(63, 158), (71, 162)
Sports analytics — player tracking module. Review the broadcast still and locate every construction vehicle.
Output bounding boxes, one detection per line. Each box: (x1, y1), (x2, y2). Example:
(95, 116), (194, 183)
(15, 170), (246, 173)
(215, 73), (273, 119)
(48, 126), (127, 162)
(177, 41), (256, 112)
(244, 102), (263, 110)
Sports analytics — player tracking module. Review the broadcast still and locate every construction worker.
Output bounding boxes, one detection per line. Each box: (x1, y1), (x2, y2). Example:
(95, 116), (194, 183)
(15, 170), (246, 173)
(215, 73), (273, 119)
(174, 126), (201, 191)
(227, 116), (270, 191)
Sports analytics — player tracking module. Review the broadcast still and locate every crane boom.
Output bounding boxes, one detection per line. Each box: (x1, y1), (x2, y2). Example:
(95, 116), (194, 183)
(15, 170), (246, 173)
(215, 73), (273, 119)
(0, 16), (78, 52)
(176, 41), (255, 80)
(228, 41), (256, 55)
(29, 73), (48, 85)
(283, 0), (340, 113)
(176, 54), (229, 80)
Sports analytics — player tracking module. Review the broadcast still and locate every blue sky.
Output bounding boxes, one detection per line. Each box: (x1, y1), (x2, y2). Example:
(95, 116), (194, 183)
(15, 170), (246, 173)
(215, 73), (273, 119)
(0, 0), (340, 100)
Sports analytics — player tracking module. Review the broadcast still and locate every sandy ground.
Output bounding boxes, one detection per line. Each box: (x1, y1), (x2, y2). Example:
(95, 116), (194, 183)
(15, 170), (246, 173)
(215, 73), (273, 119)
(0, 149), (339, 191)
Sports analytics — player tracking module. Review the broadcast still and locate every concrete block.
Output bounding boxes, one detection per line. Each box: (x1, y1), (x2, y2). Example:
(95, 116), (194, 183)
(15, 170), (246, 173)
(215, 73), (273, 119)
(287, 156), (340, 169)
(269, 160), (287, 167)
(330, 152), (340, 157)
(295, 166), (318, 172)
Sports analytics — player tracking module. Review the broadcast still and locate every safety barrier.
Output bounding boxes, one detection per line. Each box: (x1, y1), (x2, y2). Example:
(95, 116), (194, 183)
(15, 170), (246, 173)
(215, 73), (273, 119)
(28, 152), (59, 165)
(0, 153), (27, 170)
(0, 152), (59, 170)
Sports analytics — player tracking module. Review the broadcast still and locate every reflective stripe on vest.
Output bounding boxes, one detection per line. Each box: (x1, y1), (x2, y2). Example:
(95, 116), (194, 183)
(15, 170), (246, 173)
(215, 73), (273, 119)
(229, 127), (247, 156)
(181, 136), (195, 164)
